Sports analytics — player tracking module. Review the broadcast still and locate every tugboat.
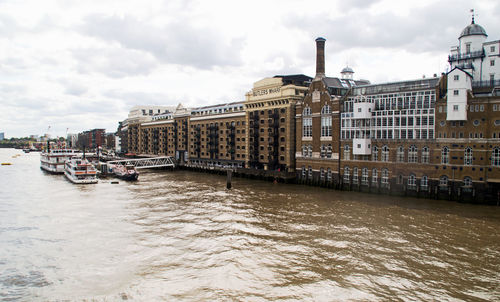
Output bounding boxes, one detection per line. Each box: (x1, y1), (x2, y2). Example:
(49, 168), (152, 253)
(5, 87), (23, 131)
(64, 156), (98, 184)
(112, 164), (139, 181)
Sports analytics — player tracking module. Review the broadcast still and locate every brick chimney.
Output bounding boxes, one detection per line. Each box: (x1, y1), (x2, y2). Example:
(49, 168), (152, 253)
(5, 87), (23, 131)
(314, 37), (326, 81)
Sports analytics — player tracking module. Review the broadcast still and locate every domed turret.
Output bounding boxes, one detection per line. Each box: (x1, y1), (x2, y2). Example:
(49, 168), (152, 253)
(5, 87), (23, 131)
(459, 21), (487, 39)
(340, 66), (354, 80)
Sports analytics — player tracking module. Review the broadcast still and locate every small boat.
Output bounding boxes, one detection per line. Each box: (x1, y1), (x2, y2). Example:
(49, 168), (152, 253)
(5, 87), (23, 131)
(1, 162), (12, 166)
(40, 148), (77, 174)
(64, 156), (98, 184)
(112, 164), (139, 181)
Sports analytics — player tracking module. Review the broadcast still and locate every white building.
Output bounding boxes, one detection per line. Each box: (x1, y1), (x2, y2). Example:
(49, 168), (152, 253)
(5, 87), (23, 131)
(448, 16), (499, 83)
(447, 16), (499, 121)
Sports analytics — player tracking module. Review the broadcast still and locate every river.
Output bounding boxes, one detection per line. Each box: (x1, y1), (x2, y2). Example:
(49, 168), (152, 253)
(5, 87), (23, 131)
(0, 148), (499, 301)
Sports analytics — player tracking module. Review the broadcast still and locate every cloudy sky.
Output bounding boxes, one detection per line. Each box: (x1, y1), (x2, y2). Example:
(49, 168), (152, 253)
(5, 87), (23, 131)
(1, 0), (498, 138)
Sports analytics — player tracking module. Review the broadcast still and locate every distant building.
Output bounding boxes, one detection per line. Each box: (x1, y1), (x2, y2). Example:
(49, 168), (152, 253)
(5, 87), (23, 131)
(0, 132), (4, 141)
(66, 133), (77, 148)
(77, 129), (105, 150)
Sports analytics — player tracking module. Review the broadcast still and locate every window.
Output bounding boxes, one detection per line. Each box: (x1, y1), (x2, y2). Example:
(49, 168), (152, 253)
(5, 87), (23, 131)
(466, 43), (471, 54)
(327, 168), (332, 182)
(344, 166), (350, 183)
(302, 107), (312, 137)
(463, 176), (472, 187)
(453, 90), (459, 96)
(441, 147), (449, 165)
(492, 147), (500, 167)
(381, 168), (389, 187)
(491, 59), (495, 67)
(464, 147), (473, 166)
(381, 145), (389, 162)
(397, 146), (405, 162)
(372, 146), (378, 161)
(362, 168), (369, 185)
(352, 167), (358, 185)
(372, 168), (378, 185)
(439, 175), (448, 188)
(492, 46), (496, 52)
(408, 145), (418, 163)
(321, 105), (332, 137)
(326, 145), (332, 158)
(320, 168), (325, 181)
(453, 105), (459, 111)
(301, 166), (306, 178)
(408, 174), (417, 190)
(422, 146), (429, 163)
(344, 145), (350, 160)
(454, 75), (459, 81)
(421, 175), (428, 190)
(320, 144), (326, 158)
(308, 166), (313, 179)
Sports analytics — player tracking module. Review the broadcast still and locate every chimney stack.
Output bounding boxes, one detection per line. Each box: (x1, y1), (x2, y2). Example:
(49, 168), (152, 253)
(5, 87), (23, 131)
(315, 37), (326, 81)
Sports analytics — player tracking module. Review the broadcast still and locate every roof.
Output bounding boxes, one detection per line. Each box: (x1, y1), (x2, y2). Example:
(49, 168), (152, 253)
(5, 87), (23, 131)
(447, 66), (473, 78)
(273, 74), (312, 86)
(323, 77), (370, 89)
(341, 66), (354, 73)
(459, 21), (487, 39)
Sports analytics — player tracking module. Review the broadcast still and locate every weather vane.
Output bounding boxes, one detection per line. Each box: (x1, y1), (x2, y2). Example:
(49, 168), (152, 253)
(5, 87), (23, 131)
(470, 8), (476, 24)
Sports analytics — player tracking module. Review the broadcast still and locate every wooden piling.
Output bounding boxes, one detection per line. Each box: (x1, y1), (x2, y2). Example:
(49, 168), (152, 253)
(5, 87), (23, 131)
(226, 170), (232, 189)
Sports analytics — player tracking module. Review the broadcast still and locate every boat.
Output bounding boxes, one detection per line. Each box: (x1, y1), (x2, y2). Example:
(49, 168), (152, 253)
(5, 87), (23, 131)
(112, 164), (139, 181)
(2, 162), (12, 166)
(40, 148), (77, 173)
(64, 156), (98, 184)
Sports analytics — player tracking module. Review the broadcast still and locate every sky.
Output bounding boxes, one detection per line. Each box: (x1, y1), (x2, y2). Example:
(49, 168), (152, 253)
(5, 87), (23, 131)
(1, 0), (499, 138)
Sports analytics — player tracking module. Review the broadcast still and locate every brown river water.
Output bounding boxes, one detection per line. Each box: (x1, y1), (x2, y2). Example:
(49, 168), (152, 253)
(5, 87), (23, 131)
(0, 148), (499, 301)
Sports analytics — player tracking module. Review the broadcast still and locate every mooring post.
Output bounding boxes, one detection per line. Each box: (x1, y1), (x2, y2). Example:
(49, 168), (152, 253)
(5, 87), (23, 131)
(226, 169), (232, 189)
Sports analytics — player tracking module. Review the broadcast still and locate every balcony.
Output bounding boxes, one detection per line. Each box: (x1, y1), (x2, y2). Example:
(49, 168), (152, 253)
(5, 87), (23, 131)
(448, 50), (485, 62)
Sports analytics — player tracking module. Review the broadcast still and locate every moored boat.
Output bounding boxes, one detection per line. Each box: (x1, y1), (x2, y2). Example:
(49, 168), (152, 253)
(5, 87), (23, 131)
(64, 156), (98, 184)
(112, 164), (139, 181)
(40, 148), (77, 173)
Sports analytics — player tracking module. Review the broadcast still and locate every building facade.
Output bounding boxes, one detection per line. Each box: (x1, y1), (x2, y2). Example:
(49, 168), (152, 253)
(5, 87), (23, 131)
(120, 18), (500, 202)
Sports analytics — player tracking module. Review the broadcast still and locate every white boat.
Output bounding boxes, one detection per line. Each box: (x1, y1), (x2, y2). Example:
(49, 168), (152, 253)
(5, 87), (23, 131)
(64, 156), (98, 184)
(40, 148), (77, 173)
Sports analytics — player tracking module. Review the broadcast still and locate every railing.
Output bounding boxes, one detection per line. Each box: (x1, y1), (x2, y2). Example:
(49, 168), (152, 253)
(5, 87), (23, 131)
(448, 50), (485, 62)
(108, 156), (176, 169)
(472, 80), (500, 88)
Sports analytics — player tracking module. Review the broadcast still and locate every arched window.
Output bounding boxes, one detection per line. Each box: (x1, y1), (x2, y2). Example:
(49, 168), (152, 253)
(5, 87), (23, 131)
(422, 146), (430, 163)
(381, 145), (389, 162)
(361, 168), (369, 185)
(320, 144), (326, 158)
(408, 145), (418, 163)
(397, 174), (404, 184)
(344, 166), (350, 183)
(302, 145), (308, 157)
(352, 167), (359, 184)
(397, 146), (405, 162)
(421, 175), (428, 190)
(321, 105), (332, 137)
(441, 147), (449, 165)
(439, 175), (448, 188)
(372, 168), (378, 185)
(372, 146), (378, 161)
(381, 168), (389, 187)
(464, 147), (473, 166)
(492, 147), (500, 166)
(320, 168), (325, 180)
(344, 145), (350, 160)
(327, 168), (332, 182)
(307, 145), (312, 157)
(408, 174), (416, 190)
(308, 166), (313, 179)
(463, 176), (472, 187)
(301, 166), (306, 178)
(302, 106), (312, 137)
(326, 144), (332, 158)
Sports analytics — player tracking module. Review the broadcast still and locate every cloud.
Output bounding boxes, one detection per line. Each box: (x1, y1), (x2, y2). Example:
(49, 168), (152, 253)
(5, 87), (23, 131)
(72, 46), (158, 78)
(284, 1), (481, 54)
(79, 14), (245, 70)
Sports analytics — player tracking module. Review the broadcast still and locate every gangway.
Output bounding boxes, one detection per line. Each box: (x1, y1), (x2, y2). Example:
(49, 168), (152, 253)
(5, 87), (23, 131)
(107, 156), (176, 169)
